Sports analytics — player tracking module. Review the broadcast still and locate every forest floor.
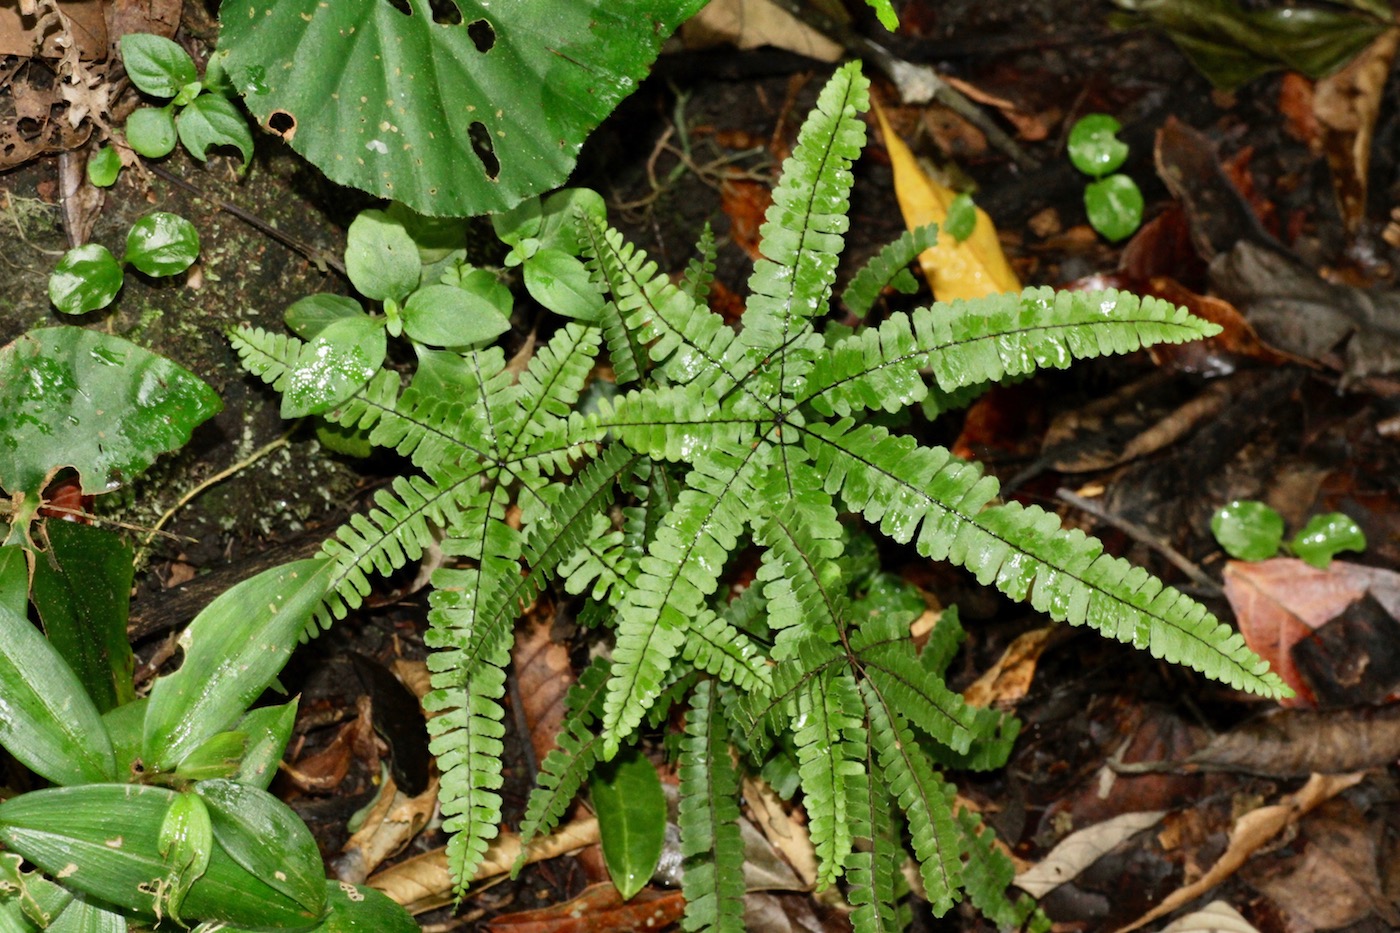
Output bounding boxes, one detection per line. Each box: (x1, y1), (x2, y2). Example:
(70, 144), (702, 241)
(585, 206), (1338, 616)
(6, 0), (1400, 930)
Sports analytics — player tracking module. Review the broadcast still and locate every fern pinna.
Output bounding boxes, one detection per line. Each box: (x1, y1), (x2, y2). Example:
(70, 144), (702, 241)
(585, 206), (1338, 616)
(234, 60), (1288, 930)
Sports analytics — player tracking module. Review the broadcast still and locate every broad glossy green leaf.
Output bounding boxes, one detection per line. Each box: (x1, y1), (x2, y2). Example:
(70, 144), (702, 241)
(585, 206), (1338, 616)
(143, 559), (333, 771)
(1291, 512), (1367, 568)
(176, 93), (254, 167)
(1112, 0), (1389, 89)
(0, 328), (222, 499)
(29, 521), (135, 713)
(195, 779), (326, 918)
(233, 700), (298, 789)
(1068, 114), (1128, 177)
(47, 893), (127, 933)
(1211, 499), (1284, 561)
(174, 730), (247, 781)
(345, 209), (421, 303)
(536, 188), (608, 255)
(1084, 174), (1144, 242)
(285, 294), (365, 339)
(402, 284), (510, 348)
(524, 249), (603, 321)
(218, 0), (706, 216)
(125, 212), (200, 278)
(157, 792), (214, 924)
(279, 315), (387, 419)
(385, 202), (468, 263)
(0, 602), (114, 785)
(101, 699), (146, 779)
(86, 146), (121, 188)
(0, 545), (27, 618)
(119, 34), (197, 99)
(124, 106), (177, 159)
(220, 880), (417, 933)
(49, 244), (123, 315)
(589, 747), (665, 901)
(0, 784), (322, 929)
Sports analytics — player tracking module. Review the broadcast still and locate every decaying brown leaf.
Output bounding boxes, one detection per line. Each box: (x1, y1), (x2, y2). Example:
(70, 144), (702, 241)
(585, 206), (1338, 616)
(962, 626), (1054, 709)
(485, 882), (686, 933)
(511, 607), (574, 766)
(1116, 772), (1365, 933)
(1014, 810), (1166, 899)
(1313, 29), (1400, 234)
(680, 0), (842, 62)
(333, 773), (440, 884)
(1183, 704), (1400, 778)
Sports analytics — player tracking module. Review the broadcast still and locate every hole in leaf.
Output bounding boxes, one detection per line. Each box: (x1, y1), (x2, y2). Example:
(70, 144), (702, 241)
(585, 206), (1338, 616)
(383, 0), (412, 15)
(430, 0), (462, 25)
(468, 121), (499, 179)
(267, 110), (297, 141)
(466, 18), (495, 51)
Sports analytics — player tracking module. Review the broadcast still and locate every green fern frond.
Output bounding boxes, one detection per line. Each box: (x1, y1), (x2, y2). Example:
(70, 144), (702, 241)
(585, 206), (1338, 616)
(679, 224), (718, 308)
(228, 325), (303, 389)
(559, 515), (631, 602)
(792, 669), (867, 887)
(596, 387), (756, 463)
(502, 323), (601, 455)
(804, 287), (1223, 418)
(807, 421), (1288, 697)
(735, 637), (842, 758)
(679, 679), (746, 933)
(735, 60), (868, 366)
(424, 617), (511, 893)
(841, 223), (939, 320)
(315, 467), (484, 629)
(925, 707), (1021, 772)
(601, 442), (766, 757)
(851, 626), (978, 755)
(860, 678), (963, 916)
(582, 216), (740, 392)
(753, 475), (847, 658)
(515, 716), (601, 854)
(956, 806), (1039, 929)
(324, 369), (401, 434)
(679, 611), (771, 692)
(845, 741), (907, 933)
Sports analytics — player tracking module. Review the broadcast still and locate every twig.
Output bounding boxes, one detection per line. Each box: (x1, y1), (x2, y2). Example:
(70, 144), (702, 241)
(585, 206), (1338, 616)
(146, 164), (346, 276)
(1056, 487), (1222, 597)
(138, 428), (297, 557)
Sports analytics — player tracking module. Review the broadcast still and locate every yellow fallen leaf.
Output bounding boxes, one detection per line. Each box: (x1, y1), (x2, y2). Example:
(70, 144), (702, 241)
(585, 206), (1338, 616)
(873, 101), (1020, 301)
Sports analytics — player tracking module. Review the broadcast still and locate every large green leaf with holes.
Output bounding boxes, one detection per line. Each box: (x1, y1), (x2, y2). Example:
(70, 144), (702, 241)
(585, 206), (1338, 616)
(217, 0), (706, 216)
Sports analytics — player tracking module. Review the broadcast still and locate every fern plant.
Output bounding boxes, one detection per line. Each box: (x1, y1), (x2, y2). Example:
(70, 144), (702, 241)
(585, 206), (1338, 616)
(232, 61), (1288, 929)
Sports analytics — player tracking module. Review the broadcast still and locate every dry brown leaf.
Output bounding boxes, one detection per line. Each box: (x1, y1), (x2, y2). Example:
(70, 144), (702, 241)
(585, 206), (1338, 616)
(486, 882), (686, 933)
(1225, 558), (1400, 707)
(1184, 704), (1400, 778)
(1115, 772), (1365, 933)
(1159, 900), (1259, 933)
(368, 817), (601, 914)
(334, 773), (440, 883)
(1313, 28), (1400, 234)
(511, 607), (574, 765)
(1014, 810), (1166, 898)
(680, 0), (842, 62)
(872, 100), (1021, 302)
(962, 626), (1053, 709)
(741, 776), (819, 893)
(0, 0), (105, 59)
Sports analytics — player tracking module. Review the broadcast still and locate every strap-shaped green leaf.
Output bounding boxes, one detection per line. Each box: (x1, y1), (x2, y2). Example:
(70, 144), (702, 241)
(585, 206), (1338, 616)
(0, 603), (114, 786)
(143, 559), (334, 771)
(590, 747), (666, 901)
(218, 0), (706, 215)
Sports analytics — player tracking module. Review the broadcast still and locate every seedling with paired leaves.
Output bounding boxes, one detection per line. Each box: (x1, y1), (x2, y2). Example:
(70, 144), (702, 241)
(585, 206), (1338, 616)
(234, 62), (1289, 928)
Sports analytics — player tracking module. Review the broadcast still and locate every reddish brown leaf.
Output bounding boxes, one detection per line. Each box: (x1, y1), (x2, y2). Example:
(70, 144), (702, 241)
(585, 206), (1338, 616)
(1186, 705), (1400, 777)
(721, 178), (772, 262)
(512, 606), (574, 765)
(1279, 72), (1319, 146)
(485, 883), (685, 933)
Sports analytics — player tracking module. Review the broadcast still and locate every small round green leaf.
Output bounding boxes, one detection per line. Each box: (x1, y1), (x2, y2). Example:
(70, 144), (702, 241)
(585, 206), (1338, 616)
(1068, 113), (1129, 177)
(49, 243), (123, 314)
(492, 197), (544, 247)
(87, 145), (122, 187)
(1211, 499), (1285, 562)
(176, 93), (255, 168)
(345, 210), (421, 303)
(124, 105), (178, 158)
(944, 192), (976, 243)
(402, 284), (510, 348)
(589, 747), (665, 901)
(537, 187), (608, 255)
(1084, 174), (1144, 243)
(1291, 512), (1367, 569)
(279, 314), (386, 418)
(119, 34), (198, 99)
(284, 293), (366, 339)
(524, 248), (603, 321)
(126, 212), (200, 277)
